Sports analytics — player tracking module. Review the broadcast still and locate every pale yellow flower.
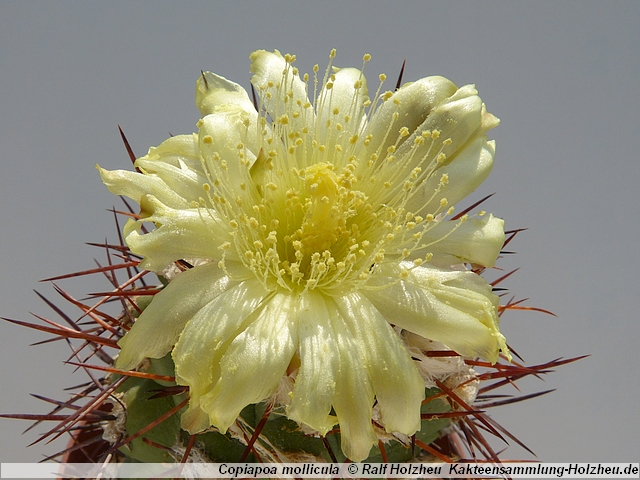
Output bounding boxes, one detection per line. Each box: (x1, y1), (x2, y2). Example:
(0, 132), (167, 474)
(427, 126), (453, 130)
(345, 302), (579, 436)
(98, 49), (509, 461)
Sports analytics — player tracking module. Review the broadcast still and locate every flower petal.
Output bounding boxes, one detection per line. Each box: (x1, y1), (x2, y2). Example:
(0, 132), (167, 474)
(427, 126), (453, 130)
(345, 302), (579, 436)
(417, 84), (485, 151)
(316, 67), (369, 153)
(116, 262), (231, 371)
(365, 85), (487, 210)
(97, 165), (190, 209)
(196, 72), (256, 117)
(392, 86), (484, 178)
(179, 404), (210, 435)
(199, 292), (298, 433)
(325, 298), (377, 462)
(198, 107), (260, 200)
(408, 137), (496, 216)
(124, 195), (232, 272)
(334, 292), (424, 435)
(250, 49), (314, 136)
(97, 135), (205, 209)
(132, 134), (207, 204)
(142, 134), (201, 167)
(420, 214), (505, 268)
(363, 263), (509, 363)
(172, 279), (269, 433)
(287, 292), (339, 435)
(363, 76), (458, 157)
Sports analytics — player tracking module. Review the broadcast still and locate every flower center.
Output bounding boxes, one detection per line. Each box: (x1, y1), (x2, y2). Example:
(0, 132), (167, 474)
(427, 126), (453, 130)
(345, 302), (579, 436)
(204, 53), (474, 296)
(300, 162), (341, 254)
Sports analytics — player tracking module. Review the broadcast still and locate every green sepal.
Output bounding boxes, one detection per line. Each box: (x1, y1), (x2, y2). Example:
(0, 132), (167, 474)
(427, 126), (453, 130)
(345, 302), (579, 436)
(190, 430), (249, 462)
(133, 294), (155, 316)
(120, 378), (182, 462)
(147, 354), (176, 388)
(251, 404), (326, 458)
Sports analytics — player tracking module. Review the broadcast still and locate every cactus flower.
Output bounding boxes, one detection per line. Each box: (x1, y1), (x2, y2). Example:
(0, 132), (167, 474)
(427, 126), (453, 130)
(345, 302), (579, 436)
(98, 49), (509, 461)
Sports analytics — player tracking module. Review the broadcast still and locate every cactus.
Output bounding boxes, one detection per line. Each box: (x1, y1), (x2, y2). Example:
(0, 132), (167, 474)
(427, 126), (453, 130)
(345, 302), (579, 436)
(2, 50), (583, 472)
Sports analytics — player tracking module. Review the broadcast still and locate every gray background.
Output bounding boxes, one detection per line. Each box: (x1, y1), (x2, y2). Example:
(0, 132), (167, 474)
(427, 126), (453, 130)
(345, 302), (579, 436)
(1, 1), (638, 463)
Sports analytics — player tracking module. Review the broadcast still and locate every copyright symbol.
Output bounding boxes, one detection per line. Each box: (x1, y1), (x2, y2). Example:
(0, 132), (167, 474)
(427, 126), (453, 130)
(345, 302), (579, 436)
(348, 464), (358, 475)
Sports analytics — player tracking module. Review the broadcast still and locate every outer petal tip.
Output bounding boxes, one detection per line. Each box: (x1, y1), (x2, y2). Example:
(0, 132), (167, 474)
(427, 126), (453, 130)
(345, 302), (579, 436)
(196, 71), (255, 117)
